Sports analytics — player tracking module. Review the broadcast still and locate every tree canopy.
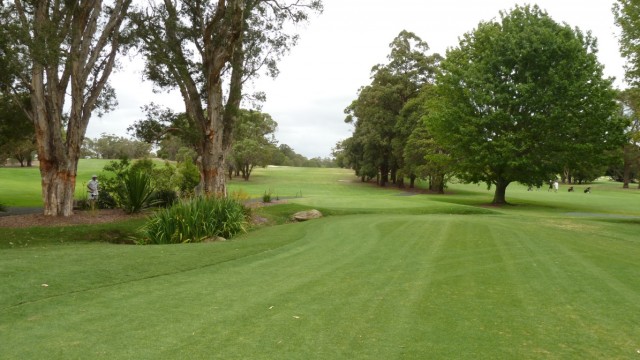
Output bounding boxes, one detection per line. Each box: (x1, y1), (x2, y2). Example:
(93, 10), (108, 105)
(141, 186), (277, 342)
(614, 0), (640, 85)
(426, 5), (626, 204)
(343, 31), (441, 187)
(130, 0), (322, 196)
(0, 0), (132, 216)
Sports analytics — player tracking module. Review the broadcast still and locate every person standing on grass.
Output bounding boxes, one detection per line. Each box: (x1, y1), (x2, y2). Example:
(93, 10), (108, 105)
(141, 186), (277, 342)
(553, 180), (559, 192)
(87, 175), (99, 201)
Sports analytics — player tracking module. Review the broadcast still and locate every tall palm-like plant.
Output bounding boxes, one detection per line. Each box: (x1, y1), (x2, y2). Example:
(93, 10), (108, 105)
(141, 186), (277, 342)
(118, 171), (156, 214)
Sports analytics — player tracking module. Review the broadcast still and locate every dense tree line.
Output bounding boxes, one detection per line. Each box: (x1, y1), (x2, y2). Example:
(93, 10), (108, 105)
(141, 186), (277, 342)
(81, 134), (152, 160)
(337, 5), (630, 204)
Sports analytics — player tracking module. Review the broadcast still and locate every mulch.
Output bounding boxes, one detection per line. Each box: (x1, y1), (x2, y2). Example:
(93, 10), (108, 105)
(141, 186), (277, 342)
(0, 199), (289, 229)
(0, 209), (147, 229)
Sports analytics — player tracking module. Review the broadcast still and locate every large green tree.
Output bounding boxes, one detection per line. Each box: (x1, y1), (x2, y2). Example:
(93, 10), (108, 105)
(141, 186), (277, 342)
(427, 5), (626, 204)
(131, 0), (321, 197)
(0, 0), (131, 216)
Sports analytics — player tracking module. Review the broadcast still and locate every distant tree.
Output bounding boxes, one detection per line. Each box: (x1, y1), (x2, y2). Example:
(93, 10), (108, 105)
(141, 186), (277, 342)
(230, 109), (277, 180)
(88, 133), (152, 159)
(156, 136), (186, 161)
(0, 0), (132, 216)
(427, 5), (626, 204)
(271, 143), (306, 167)
(0, 94), (36, 166)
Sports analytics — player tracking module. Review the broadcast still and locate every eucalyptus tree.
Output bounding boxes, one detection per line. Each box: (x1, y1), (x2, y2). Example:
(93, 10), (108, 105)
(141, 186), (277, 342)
(344, 31), (441, 187)
(0, 0), (132, 216)
(131, 0), (322, 196)
(427, 5), (625, 204)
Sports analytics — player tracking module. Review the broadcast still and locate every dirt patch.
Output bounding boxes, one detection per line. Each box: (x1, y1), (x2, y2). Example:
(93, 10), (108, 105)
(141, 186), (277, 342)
(0, 209), (147, 229)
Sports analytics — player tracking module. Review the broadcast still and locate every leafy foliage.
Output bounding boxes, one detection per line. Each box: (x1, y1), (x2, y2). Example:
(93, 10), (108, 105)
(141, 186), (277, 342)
(229, 109), (277, 180)
(0, 0), (132, 216)
(82, 134), (152, 159)
(613, 0), (640, 85)
(98, 158), (179, 211)
(176, 156), (201, 196)
(426, 5), (625, 204)
(342, 31), (442, 187)
(139, 196), (248, 244)
(129, 0), (322, 195)
(0, 94), (36, 167)
(117, 171), (157, 214)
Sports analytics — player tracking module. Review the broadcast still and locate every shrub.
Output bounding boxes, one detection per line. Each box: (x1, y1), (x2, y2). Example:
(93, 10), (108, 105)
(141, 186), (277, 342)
(97, 191), (117, 209)
(152, 189), (179, 208)
(139, 196), (248, 244)
(262, 190), (272, 203)
(118, 171), (157, 214)
(0, 202), (6, 212)
(177, 157), (201, 195)
(98, 158), (178, 211)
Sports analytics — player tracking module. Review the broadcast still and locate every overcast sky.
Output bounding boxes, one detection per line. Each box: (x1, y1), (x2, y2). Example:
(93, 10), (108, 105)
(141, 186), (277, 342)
(90, 0), (625, 159)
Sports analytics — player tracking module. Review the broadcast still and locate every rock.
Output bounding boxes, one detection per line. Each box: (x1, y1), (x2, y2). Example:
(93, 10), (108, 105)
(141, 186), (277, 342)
(203, 236), (226, 243)
(292, 209), (323, 222)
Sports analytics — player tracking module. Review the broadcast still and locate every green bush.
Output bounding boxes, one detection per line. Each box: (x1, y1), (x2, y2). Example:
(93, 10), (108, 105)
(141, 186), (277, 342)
(177, 157), (201, 195)
(97, 190), (117, 209)
(118, 171), (157, 214)
(262, 190), (272, 203)
(98, 158), (178, 211)
(0, 202), (6, 212)
(139, 196), (248, 244)
(151, 189), (179, 208)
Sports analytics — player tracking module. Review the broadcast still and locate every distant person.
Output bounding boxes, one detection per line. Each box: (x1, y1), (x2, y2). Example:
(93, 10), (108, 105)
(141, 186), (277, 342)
(548, 181), (553, 192)
(568, 186), (574, 192)
(87, 175), (99, 201)
(553, 180), (559, 192)
(584, 187), (591, 193)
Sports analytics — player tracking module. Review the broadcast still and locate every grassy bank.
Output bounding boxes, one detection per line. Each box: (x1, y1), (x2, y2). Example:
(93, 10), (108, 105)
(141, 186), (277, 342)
(1, 165), (639, 358)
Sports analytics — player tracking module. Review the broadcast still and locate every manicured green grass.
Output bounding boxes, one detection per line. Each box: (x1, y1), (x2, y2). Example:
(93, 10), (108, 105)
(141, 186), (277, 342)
(0, 159), (167, 207)
(1, 166), (640, 358)
(0, 159), (114, 207)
